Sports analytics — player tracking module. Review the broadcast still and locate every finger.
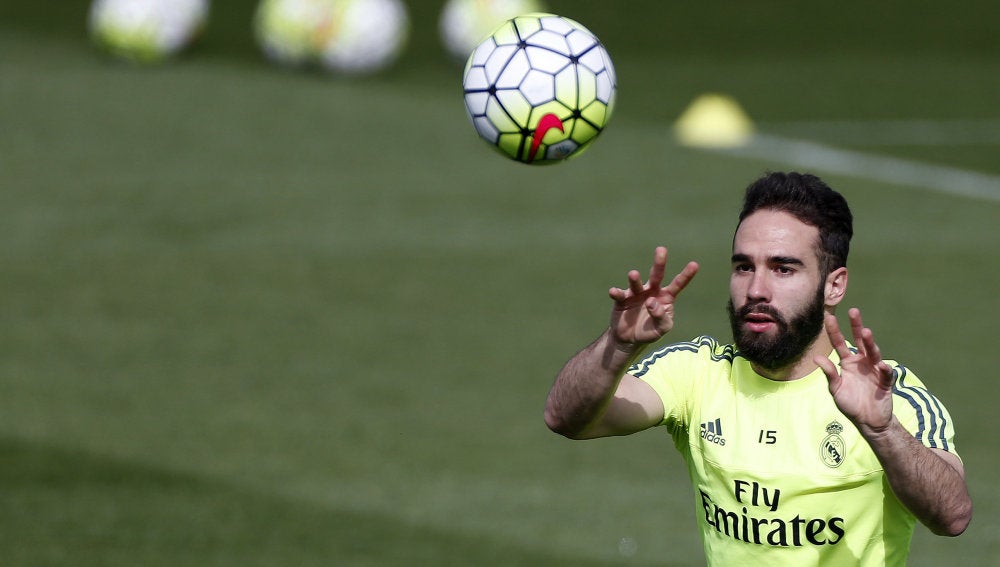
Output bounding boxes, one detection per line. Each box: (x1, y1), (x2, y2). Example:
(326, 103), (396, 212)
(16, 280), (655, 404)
(848, 307), (866, 356)
(859, 326), (890, 385)
(824, 313), (852, 359)
(861, 326), (880, 361)
(663, 261), (700, 299)
(878, 361), (896, 386)
(608, 286), (627, 302)
(646, 246), (668, 289)
(626, 269), (644, 295)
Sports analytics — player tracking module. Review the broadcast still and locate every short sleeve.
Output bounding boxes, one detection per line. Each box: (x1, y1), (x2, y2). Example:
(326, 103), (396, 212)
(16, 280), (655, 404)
(889, 363), (960, 458)
(629, 337), (725, 432)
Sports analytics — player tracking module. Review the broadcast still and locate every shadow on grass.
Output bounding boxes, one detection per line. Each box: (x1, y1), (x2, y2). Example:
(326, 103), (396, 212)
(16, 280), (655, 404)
(0, 437), (641, 567)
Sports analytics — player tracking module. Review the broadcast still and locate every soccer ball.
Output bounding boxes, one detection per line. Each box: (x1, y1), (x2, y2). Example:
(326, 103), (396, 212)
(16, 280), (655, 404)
(316, 0), (409, 74)
(462, 13), (616, 164)
(254, 0), (408, 74)
(439, 0), (546, 61)
(253, 0), (329, 68)
(88, 0), (209, 63)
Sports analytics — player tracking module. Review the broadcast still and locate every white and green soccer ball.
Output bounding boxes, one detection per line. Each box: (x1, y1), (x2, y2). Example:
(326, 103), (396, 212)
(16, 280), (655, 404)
(88, 0), (209, 63)
(316, 0), (408, 74)
(253, 0), (329, 67)
(462, 13), (616, 164)
(254, 0), (408, 74)
(439, 0), (546, 61)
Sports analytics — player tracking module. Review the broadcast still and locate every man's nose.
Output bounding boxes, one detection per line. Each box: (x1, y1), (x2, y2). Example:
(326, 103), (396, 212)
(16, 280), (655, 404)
(747, 272), (770, 302)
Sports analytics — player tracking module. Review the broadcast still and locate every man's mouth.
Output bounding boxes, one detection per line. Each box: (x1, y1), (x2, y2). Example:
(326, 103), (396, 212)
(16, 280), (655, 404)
(742, 310), (778, 333)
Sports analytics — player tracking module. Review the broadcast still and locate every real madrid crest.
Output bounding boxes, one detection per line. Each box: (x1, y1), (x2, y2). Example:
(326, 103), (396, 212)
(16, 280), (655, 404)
(820, 421), (846, 468)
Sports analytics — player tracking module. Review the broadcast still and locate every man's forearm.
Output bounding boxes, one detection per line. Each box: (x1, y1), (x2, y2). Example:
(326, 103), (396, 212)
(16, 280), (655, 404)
(862, 417), (973, 536)
(544, 329), (643, 438)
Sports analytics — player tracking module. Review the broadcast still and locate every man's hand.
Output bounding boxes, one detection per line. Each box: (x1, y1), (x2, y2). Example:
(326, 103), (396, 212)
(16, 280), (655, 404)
(815, 308), (895, 435)
(545, 247), (698, 439)
(815, 308), (974, 536)
(607, 246), (699, 346)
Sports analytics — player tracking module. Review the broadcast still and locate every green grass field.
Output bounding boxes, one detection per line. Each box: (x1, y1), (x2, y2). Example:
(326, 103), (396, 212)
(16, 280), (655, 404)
(1, 1), (998, 565)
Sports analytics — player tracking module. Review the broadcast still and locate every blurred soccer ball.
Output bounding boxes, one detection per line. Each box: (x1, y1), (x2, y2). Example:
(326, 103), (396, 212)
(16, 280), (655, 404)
(254, 0), (408, 74)
(254, 0), (329, 67)
(88, 0), (209, 63)
(462, 13), (616, 164)
(439, 0), (546, 61)
(316, 0), (409, 74)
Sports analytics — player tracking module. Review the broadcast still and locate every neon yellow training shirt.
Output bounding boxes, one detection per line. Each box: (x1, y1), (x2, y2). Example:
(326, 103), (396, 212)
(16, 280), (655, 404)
(629, 336), (959, 566)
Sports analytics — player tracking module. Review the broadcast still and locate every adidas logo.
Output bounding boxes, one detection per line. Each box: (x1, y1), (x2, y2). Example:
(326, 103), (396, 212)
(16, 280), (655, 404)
(700, 418), (726, 446)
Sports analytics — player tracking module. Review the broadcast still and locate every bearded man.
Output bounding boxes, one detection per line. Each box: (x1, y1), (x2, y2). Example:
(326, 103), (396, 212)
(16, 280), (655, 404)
(544, 171), (972, 566)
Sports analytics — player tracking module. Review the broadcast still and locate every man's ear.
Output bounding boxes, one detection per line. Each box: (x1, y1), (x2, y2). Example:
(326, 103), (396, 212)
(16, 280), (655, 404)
(825, 267), (848, 306)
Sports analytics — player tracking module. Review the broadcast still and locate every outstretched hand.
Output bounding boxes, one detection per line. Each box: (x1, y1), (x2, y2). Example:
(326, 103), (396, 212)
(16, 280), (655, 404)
(815, 308), (896, 435)
(607, 247), (699, 345)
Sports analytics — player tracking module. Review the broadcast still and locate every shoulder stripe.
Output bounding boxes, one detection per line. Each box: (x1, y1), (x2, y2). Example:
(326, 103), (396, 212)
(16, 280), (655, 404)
(629, 336), (735, 377)
(892, 366), (950, 451)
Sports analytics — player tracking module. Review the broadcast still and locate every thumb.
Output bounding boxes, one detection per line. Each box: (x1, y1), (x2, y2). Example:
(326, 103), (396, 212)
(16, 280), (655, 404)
(646, 297), (674, 333)
(814, 356), (842, 394)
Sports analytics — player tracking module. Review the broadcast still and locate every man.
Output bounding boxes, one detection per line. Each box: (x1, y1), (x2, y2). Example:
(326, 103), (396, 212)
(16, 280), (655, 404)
(544, 172), (972, 565)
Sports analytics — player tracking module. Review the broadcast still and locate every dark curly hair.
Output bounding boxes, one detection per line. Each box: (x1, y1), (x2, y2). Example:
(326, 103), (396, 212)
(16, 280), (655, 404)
(737, 171), (854, 275)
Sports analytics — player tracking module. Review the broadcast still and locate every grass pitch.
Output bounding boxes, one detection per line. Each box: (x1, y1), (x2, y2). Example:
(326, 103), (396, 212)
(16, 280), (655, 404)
(1, 1), (998, 565)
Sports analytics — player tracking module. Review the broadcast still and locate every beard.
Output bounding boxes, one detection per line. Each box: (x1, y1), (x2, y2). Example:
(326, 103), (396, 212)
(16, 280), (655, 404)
(727, 285), (827, 372)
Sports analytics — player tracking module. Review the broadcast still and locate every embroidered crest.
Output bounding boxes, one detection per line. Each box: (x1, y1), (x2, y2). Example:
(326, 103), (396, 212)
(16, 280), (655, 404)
(820, 421), (846, 468)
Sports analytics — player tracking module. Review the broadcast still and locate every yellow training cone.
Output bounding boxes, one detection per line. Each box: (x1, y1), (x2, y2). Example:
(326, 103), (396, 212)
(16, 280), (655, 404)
(673, 93), (755, 148)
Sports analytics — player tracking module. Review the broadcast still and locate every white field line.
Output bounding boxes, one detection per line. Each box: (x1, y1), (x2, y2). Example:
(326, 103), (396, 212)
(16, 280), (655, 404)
(761, 119), (1000, 146)
(716, 133), (1000, 203)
